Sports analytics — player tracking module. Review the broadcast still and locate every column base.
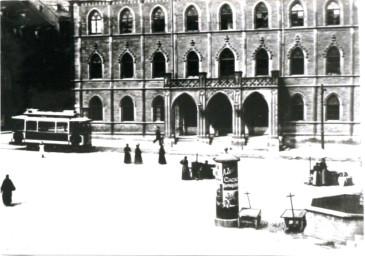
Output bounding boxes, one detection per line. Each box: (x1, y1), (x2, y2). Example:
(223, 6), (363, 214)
(215, 218), (238, 228)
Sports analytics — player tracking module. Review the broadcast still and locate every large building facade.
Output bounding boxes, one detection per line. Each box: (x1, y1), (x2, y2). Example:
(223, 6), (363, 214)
(71, 0), (360, 145)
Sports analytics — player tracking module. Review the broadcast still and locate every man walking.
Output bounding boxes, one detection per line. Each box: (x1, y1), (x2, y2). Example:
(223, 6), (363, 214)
(153, 126), (162, 145)
(1, 175), (16, 206)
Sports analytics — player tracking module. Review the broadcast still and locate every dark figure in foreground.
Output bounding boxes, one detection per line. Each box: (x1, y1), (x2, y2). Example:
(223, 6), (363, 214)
(158, 144), (167, 164)
(1, 175), (16, 206)
(134, 144), (143, 164)
(180, 156), (190, 180)
(153, 126), (162, 145)
(124, 144), (132, 164)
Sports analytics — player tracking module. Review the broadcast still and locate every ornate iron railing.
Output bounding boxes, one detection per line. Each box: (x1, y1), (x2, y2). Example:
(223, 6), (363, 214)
(242, 77), (274, 87)
(206, 78), (236, 87)
(170, 79), (199, 88)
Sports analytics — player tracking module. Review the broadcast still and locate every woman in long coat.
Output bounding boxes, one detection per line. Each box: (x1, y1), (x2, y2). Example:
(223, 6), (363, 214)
(1, 175), (16, 206)
(134, 144), (143, 164)
(124, 144), (132, 164)
(158, 144), (167, 164)
(180, 156), (190, 180)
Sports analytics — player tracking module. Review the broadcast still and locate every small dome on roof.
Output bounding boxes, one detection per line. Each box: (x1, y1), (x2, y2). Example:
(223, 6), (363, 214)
(213, 148), (240, 163)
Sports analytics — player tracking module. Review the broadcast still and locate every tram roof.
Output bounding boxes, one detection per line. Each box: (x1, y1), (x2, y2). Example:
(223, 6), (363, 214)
(22, 109), (81, 118)
(12, 115), (91, 123)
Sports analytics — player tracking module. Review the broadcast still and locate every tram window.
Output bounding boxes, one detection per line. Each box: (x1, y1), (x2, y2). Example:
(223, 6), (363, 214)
(57, 122), (68, 132)
(27, 121), (37, 131)
(39, 122), (55, 132)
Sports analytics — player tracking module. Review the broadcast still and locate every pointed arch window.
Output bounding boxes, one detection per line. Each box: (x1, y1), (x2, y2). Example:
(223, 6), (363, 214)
(187, 51), (199, 77)
(326, 95), (340, 120)
(153, 52), (166, 78)
(290, 3), (304, 27)
(186, 6), (199, 31)
(220, 4), (233, 30)
(219, 49), (235, 78)
(291, 94), (304, 121)
(326, 46), (340, 74)
(120, 9), (133, 34)
(89, 11), (102, 34)
(255, 49), (269, 76)
(326, 2), (340, 25)
(89, 54), (102, 79)
(152, 7), (165, 33)
(255, 3), (269, 29)
(89, 97), (103, 121)
(153, 96), (165, 122)
(290, 48), (304, 75)
(121, 96), (134, 121)
(120, 53), (134, 78)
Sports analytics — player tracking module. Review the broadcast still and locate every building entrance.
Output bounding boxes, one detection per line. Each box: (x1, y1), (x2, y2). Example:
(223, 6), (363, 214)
(207, 93), (232, 136)
(172, 93), (197, 135)
(243, 92), (269, 136)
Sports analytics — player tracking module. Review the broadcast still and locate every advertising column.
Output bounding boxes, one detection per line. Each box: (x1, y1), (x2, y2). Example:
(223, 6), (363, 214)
(214, 151), (240, 227)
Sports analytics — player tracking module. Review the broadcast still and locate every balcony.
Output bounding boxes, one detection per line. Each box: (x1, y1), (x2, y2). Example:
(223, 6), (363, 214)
(164, 71), (279, 88)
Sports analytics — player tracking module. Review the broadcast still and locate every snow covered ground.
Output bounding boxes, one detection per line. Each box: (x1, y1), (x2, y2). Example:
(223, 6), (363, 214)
(0, 141), (364, 255)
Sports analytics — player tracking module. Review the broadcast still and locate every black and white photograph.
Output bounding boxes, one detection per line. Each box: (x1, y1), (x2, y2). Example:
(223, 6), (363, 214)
(1, 0), (364, 255)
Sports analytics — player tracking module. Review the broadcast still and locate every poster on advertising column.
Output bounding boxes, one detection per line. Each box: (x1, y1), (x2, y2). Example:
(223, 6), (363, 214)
(215, 161), (239, 220)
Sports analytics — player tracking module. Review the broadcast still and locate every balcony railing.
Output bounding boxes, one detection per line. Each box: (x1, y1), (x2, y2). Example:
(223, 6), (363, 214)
(164, 71), (279, 88)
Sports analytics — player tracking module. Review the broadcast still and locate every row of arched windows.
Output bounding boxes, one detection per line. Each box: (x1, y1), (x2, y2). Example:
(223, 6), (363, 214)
(291, 94), (340, 121)
(88, 1), (343, 35)
(89, 45), (342, 79)
(89, 95), (165, 122)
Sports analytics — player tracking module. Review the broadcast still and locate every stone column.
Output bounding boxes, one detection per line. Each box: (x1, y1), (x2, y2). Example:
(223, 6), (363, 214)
(164, 73), (172, 137)
(198, 72), (207, 139)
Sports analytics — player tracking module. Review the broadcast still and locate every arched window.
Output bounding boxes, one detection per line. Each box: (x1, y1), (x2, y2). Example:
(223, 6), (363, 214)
(120, 53), (134, 78)
(326, 1), (340, 25)
(121, 96), (134, 121)
(89, 54), (102, 79)
(152, 7), (165, 33)
(120, 9), (133, 34)
(152, 52), (166, 78)
(187, 51), (199, 77)
(290, 48), (304, 75)
(89, 97), (103, 121)
(89, 11), (102, 34)
(326, 46), (340, 74)
(255, 49), (269, 76)
(291, 94), (304, 121)
(255, 3), (269, 29)
(186, 6), (199, 31)
(326, 95), (340, 120)
(219, 49), (235, 77)
(220, 4), (233, 30)
(152, 96), (165, 122)
(290, 3), (304, 27)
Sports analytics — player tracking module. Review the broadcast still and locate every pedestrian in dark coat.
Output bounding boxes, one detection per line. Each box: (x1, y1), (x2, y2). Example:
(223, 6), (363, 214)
(153, 126), (162, 145)
(124, 144), (132, 164)
(1, 175), (16, 206)
(180, 156), (190, 180)
(158, 144), (167, 164)
(134, 144), (143, 164)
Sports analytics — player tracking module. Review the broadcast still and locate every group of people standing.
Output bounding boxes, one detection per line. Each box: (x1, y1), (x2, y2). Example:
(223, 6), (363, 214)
(122, 126), (167, 165)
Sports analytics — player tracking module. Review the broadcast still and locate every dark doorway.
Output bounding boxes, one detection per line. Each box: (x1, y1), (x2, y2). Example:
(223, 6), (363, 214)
(172, 94), (197, 135)
(207, 93), (232, 135)
(243, 92), (268, 136)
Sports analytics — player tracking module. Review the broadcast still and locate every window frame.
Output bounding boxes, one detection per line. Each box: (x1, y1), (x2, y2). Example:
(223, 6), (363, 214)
(120, 53), (134, 79)
(88, 10), (103, 35)
(120, 96), (135, 122)
(290, 94), (305, 121)
(152, 52), (166, 78)
(219, 48), (235, 78)
(152, 96), (165, 122)
(325, 94), (340, 121)
(186, 51), (200, 77)
(89, 53), (103, 79)
(326, 1), (341, 26)
(119, 8), (134, 34)
(290, 48), (305, 75)
(89, 96), (103, 121)
(219, 4), (234, 31)
(326, 46), (341, 75)
(151, 7), (166, 33)
(254, 2), (269, 29)
(255, 48), (269, 76)
(290, 3), (304, 27)
(185, 5), (199, 32)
